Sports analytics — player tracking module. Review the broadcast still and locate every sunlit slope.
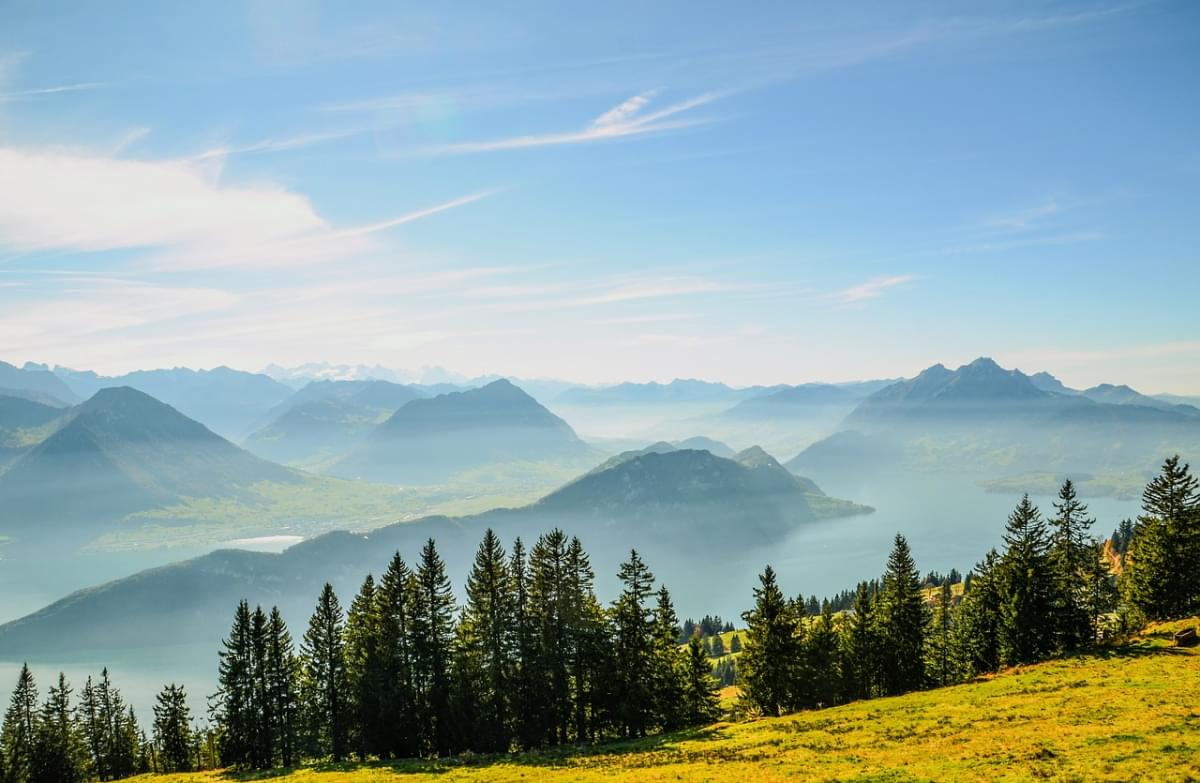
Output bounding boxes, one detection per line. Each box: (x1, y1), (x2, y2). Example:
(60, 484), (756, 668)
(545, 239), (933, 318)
(137, 619), (1199, 782)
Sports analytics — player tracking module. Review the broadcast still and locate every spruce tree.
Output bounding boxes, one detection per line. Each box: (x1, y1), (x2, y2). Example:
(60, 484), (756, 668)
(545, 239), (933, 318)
(925, 581), (956, 687)
(651, 586), (686, 731)
(529, 530), (570, 744)
(998, 496), (1055, 665)
(839, 581), (878, 701)
(375, 551), (417, 759)
(78, 678), (104, 781)
(344, 574), (384, 760)
(739, 566), (799, 716)
(729, 633), (742, 653)
(411, 539), (456, 756)
(878, 534), (927, 695)
(804, 601), (840, 708)
(564, 536), (606, 743)
(507, 538), (541, 751)
(1123, 456), (1200, 619)
(300, 583), (349, 761)
(30, 672), (85, 783)
(611, 549), (657, 738)
(681, 636), (720, 726)
(1049, 479), (1097, 650)
(249, 606), (272, 769)
(460, 529), (514, 753)
(152, 684), (192, 773)
(955, 549), (1002, 675)
(215, 600), (254, 768)
(1, 664), (37, 783)
(265, 607), (299, 768)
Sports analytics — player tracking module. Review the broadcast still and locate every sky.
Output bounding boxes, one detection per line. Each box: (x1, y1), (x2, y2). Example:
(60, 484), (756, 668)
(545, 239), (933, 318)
(0, 1), (1198, 391)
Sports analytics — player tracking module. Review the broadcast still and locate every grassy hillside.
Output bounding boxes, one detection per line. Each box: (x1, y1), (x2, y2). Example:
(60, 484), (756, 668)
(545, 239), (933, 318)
(134, 619), (1199, 782)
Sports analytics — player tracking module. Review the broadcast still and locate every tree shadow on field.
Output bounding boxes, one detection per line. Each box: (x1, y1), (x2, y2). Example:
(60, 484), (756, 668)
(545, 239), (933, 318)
(217, 725), (729, 779)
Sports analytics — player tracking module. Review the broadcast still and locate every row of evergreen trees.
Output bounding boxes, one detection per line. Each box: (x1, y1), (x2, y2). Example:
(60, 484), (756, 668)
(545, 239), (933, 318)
(4, 456), (1196, 776)
(0, 665), (209, 782)
(211, 529), (722, 769)
(737, 456), (1199, 716)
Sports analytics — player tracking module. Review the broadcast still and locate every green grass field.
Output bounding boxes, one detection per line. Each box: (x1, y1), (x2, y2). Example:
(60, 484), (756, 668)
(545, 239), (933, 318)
(133, 618), (1200, 782)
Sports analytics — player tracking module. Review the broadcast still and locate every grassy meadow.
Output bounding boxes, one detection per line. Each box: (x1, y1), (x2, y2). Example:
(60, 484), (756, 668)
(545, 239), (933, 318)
(133, 618), (1200, 783)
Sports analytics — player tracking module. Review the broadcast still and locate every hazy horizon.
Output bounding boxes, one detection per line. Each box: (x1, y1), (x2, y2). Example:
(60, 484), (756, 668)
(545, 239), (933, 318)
(2, 2), (1198, 392)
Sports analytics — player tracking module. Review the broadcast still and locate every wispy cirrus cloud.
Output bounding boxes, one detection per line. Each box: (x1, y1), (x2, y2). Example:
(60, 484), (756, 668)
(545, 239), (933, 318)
(0, 82), (107, 101)
(417, 90), (725, 156)
(835, 274), (914, 304)
(191, 128), (368, 161)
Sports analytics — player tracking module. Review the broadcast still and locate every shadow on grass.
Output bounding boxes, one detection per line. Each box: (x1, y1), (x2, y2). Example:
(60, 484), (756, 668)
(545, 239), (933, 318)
(215, 725), (729, 780)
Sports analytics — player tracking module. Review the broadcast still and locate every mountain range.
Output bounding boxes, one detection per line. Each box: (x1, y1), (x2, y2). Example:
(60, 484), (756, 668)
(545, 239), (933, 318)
(788, 357), (1200, 478)
(0, 361), (80, 406)
(52, 366), (293, 439)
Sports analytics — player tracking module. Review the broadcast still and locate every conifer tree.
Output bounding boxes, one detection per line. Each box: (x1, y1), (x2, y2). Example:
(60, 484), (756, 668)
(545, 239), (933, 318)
(1, 664), (37, 783)
(878, 534), (926, 695)
(152, 684), (191, 773)
(611, 550), (657, 738)
(805, 601), (841, 707)
(998, 496), (1055, 665)
(345, 575), (385, 760)
(564, 536), (606, 743)
(265, 607), (299, 768)
(460, 529), (514, 752)
(1123, 456), (1200, 619)
(507, 538), (541, 751)
(215, 600), (254, 768)
(955, 549), (1002, 675)
(28, 673), (85, 783)
(528, 530), (570, 744)
(925, 582), (956, 687)
(375, 551), (417, 759)
(839, 581), (878, 701)
(1049, 479), (1097, 650)
(729, 633), (742, 653)
(681, 636), (720, 726)
(739, 566), (799, 716)
(411, 539), (456, 756)
(300, 583), (348, 761)
(249, 606), (272, 769)
(651, 586), (686, 731)
(78, 677), (104, 781)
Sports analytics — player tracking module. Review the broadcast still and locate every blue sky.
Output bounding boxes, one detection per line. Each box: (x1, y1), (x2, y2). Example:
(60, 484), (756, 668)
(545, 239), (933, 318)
(0, 1), (1198, 390)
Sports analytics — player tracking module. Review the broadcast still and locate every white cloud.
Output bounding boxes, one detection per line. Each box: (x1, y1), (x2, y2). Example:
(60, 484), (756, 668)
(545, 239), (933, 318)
(418, 91), (723, 155)
(0, 82), (106, 101)
(591, 90), (657, 128)
(0, 145), (493, 269)
(835, 274), (914, 304)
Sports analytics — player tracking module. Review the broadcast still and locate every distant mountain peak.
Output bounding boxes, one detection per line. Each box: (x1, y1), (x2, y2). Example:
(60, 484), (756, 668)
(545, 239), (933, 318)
(331, 378), (587, 484)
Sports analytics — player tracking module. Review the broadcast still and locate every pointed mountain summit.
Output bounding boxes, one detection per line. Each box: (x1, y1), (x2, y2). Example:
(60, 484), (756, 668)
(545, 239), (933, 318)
(331, 379), (588, 484)
(0, 387), (296, 542)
